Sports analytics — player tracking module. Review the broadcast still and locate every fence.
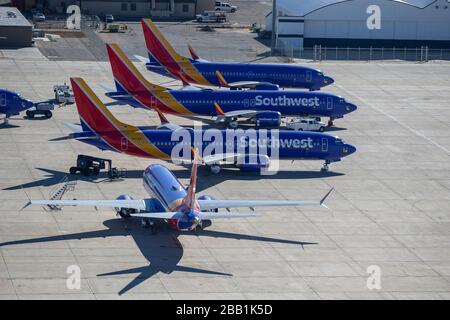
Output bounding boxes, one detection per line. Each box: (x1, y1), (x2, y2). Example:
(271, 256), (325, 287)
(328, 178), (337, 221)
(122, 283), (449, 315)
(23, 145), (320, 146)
(276, 45), (450, 62)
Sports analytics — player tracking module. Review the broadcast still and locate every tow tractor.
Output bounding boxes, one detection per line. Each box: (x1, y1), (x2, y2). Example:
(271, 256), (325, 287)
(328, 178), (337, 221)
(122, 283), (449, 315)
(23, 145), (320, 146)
(69, 155), (126, 180)
(25, 84), (74, 119)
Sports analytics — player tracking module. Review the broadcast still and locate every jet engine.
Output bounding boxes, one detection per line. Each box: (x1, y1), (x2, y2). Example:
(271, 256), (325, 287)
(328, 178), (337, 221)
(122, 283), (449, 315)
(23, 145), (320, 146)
(253, 111), (282, 128)
(114, 194), (137, 218)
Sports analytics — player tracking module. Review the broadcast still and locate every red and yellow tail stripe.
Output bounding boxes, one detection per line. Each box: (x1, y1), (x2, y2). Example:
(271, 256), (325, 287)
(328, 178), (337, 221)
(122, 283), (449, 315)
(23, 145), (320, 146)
(107, 43), (194, 116)
(71, 77), (170, 160)
(141, 19), (212, 86)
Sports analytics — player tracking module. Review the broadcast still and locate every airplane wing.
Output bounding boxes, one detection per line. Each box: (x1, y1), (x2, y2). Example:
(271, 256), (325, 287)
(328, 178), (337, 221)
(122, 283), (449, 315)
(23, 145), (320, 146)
(132, 212), (256, 220)
(202, 153), (240, 165)
(198, 188), (334, 211)
(133, 55), (149, 64)
(226, 81), (276, 89)
(63, 122), (82, 133)
(31, 199), (146, 211)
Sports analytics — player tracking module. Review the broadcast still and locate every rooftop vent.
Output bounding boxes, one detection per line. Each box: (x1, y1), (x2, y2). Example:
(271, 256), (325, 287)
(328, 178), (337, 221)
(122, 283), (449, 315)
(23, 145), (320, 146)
(6, 11), (16, 18)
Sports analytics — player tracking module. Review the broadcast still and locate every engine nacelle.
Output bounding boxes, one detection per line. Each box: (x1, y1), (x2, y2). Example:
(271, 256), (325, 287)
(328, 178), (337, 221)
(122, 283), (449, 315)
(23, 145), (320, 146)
(197, 195), (218, 212)
(253, 111), (281, 128)
(114, 194), (137, 218)
(236, 154), (270, 172)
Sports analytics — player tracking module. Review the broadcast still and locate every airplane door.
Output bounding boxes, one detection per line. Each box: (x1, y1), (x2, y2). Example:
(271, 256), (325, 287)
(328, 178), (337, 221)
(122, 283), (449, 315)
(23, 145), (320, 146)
(322, 138), (328, 152)
(327, 97), (333, 110)
(121, 137), (128, 151)
(0, 94), (6, 106)
(306, 71), (312, 82)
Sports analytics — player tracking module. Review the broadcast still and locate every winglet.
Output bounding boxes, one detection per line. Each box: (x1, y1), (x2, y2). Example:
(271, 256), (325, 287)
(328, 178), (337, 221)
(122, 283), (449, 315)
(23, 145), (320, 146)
(178, 72), (190, 87)
(154, 106), (170, 124)
(214, 101), (225, 116)
(216, 70), (228, 87)
(188, 43), (200, 60)
(320, 187), (334, 209)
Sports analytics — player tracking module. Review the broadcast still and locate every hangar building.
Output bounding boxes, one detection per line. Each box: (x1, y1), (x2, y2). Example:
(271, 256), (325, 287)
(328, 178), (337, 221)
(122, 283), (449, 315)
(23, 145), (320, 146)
(0, 7), (32, 48)
(266, 0), (450, 49)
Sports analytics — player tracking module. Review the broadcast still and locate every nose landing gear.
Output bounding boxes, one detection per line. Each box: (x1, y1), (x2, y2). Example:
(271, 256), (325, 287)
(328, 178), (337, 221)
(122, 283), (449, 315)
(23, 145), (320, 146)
(321, 161), (331, 172)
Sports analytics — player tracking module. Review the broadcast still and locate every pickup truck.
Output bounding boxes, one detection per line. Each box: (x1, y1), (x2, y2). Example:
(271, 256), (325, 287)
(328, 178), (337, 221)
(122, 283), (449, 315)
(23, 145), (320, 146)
(196, 11), (227, 23)
(286, 118), (326, 132)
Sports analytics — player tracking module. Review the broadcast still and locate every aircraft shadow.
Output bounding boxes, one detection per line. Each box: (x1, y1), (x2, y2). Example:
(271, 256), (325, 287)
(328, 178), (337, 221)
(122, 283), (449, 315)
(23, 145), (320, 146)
(4, 166), (343, 192)
(0, 123), (20, 129)
(0, 218), (316, 295)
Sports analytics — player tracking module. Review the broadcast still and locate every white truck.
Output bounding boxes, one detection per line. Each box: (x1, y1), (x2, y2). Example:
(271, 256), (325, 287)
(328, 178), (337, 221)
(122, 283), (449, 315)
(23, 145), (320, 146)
(286, 118), (326, 132)
(215, 1), (237, 13)
(196, 11), (227, 23)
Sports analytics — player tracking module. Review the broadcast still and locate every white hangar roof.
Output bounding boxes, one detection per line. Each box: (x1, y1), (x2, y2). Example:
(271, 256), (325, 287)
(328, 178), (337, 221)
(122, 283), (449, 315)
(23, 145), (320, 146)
(277, 0), (441, 17)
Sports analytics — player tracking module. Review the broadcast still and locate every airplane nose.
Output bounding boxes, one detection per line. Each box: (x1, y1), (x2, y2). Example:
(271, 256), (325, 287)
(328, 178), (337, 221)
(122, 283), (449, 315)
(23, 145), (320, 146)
(323, 76), (334, 86)
(342, 144), (357, 156)
(345, 103), (357, 114)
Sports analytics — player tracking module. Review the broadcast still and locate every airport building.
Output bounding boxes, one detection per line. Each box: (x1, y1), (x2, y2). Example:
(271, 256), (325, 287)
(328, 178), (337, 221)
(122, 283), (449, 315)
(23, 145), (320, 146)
(0, 6), (32, 47)
(42, 0), (215, 18)
(266, 0), (450, 50)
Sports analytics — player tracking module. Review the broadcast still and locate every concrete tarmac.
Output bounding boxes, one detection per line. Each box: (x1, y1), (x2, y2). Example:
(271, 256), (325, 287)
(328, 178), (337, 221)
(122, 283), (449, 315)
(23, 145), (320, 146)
(0, 47), (450, 299)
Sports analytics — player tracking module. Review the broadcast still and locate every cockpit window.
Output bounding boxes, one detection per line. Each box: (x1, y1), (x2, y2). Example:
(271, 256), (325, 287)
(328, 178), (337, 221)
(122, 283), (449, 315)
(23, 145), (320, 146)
(317, 72), (323, 77)
(335, 138), (344, 145)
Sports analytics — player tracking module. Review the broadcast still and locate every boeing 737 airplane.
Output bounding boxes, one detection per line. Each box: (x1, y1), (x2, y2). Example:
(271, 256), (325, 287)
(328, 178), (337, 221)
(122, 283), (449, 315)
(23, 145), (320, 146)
(28, 148), (334, 232)
(138, 19), (334, 90)
(68, 77), (356, 172)
(104, 43), (357, 128)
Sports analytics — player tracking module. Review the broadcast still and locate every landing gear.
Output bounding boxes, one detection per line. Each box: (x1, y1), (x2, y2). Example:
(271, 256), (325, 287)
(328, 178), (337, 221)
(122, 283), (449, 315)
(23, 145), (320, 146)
(227, 119), (239, 129)
(2, 117), (9, 125)
(210, 164), (221, 174)
(321, 161), (330, 172)
(141, 218), (156, 233)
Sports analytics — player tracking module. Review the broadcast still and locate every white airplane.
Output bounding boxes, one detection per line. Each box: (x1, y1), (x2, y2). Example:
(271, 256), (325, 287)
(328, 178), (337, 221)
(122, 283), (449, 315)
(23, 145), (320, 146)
(28, 150), (333, 231)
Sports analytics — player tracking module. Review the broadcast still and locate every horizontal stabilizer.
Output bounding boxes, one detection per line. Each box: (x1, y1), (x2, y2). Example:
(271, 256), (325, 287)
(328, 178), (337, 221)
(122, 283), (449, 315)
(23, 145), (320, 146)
(134, 54), (150, 64)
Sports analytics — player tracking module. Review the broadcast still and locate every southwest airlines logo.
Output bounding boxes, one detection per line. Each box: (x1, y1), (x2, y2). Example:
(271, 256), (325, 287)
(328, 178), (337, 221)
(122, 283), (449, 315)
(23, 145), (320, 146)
(255, 95), (320, 107)
(240, 136), (314, 149)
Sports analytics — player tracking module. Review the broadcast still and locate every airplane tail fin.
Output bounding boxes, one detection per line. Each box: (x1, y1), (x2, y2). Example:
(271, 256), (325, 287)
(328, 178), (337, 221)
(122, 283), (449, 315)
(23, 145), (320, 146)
(106, 43), (166, 94)
(183, 148), (202, 211)
(141, 19), (185, 65)
(70, 77), (127, 134)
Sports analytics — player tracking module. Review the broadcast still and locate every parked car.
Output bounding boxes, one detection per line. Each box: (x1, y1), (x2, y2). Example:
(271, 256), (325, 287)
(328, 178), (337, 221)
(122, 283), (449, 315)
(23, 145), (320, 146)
(215, 1), (237, 13)
(33, 12), (46, 22)
(286, 118), (326, 132)
(196, 11), (227, 23)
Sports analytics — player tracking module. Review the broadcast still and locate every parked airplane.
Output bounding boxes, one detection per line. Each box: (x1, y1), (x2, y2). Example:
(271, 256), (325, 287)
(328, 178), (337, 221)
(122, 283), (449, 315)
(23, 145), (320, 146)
(68, 77), (356, 172)
(0, 89), (49, 124)
(138, 19), (334, 91)
(105, 43), (357, 128)
(28, 148), (334, 232)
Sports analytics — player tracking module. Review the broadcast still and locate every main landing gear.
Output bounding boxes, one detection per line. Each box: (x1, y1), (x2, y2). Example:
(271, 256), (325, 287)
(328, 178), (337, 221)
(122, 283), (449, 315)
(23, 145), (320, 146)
(2, 117), (9, 125)
(141, 218), (157, 234)
(321, 160), (331, 172)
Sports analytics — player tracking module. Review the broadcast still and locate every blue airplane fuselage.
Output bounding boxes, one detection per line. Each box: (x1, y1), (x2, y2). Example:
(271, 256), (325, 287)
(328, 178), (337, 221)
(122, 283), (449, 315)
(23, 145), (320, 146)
(0, 89), (34, 118)
(75, 126), (356, 165)
(108, 86), (357, 120)
(147, 60), (334, 90)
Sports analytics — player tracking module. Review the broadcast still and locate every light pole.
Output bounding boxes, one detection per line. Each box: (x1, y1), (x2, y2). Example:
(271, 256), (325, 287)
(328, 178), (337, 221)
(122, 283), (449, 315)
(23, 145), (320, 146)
(270, 0), (277, 55)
